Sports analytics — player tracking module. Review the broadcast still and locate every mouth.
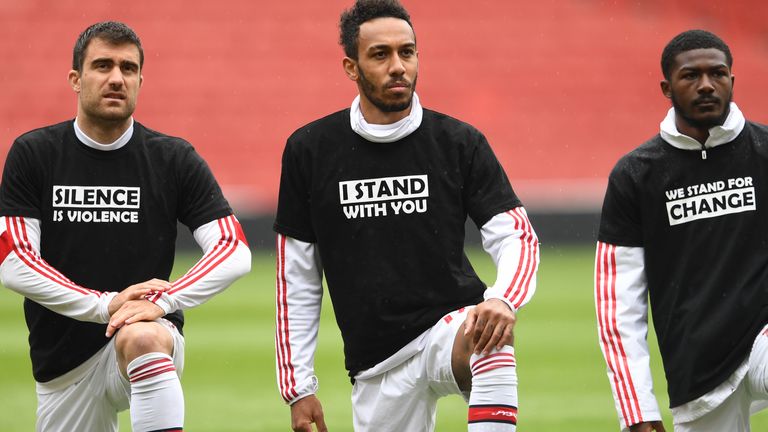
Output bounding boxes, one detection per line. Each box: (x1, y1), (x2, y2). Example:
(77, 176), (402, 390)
(103, 93), (126, 100)
(694, 97), (719, 107)
(386, 81), (411, 90)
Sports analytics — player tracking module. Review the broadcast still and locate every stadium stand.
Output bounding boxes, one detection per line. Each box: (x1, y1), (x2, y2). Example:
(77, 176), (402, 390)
(1, 0), (767, 243)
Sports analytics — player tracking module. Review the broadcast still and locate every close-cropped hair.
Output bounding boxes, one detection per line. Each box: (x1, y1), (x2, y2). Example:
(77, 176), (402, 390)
(72, 21), (144, 72)
(661, 29), (732, 79)
(339, 0), (414, 59)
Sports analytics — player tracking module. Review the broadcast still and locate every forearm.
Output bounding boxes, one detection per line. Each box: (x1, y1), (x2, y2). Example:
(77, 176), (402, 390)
(595, 242), (661, 430)
(480, 207), (539, 310)
(0, 216), (115, 323)
(148, 215), (251, 313)
(276, 234), (323, 404)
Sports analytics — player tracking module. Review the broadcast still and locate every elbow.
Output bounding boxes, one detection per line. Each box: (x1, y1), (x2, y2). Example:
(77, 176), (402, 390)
(232, 242), (252, 279)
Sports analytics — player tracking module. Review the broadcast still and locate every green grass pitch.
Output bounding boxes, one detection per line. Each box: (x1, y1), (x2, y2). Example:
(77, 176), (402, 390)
(1, 245), (767, 431)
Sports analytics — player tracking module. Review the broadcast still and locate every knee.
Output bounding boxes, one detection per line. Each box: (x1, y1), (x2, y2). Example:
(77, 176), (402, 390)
(115, 322), (173, 365)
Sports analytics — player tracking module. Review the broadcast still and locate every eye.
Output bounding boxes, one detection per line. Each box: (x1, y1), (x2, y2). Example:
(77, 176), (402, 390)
(122, 64), (138, 74)
(400, 48), (415, 57)
(682, 72), (698, 80)
(373, 51), (387, 59)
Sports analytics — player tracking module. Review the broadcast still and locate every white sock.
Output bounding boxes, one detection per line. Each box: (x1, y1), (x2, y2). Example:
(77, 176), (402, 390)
(468, 346), (518, 431)
(127, 352), (185, 432)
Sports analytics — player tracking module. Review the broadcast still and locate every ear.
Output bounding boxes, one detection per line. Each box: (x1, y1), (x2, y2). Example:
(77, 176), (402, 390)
(68, 69), (81, 93)
(660, 80), (671, 99)
(342, 57), (358, 81)
(139, 74), (144, 88)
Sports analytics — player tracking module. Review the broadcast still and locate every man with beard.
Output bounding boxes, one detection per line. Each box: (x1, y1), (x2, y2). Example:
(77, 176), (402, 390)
(0, 21), (251, 431)
(273, 0), (539, 431)
(596, 30), (768, 432)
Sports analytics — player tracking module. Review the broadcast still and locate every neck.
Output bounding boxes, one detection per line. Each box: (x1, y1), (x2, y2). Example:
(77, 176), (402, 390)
(359, 97), (411, 125)
(674, 117), (710, 145)
(75, 114), (131, 144)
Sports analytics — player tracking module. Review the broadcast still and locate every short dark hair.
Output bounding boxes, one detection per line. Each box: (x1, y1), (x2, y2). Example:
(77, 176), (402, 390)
(661, 29), (732, 79)
(72, 21), (144, 72)
(339, 0), (414, 59)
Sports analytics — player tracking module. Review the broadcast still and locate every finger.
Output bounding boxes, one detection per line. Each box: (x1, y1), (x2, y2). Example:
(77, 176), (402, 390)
(315, 417), (328, 432)
(473, 320), (493, 354)
(471, 317), (485, 346)
(497, 324), (513, 350)
(126, 288), (153, 300)
(472, 317), (490, 354)
(141, 280), (171, 291)
(482, 323), (506, 353)
(293, 423), (311, 432)
(149, 280), (172, 291)
(106, 312), (128, 337)
(105, 321), (119, 337)
(125, 307), (162, 325)
(315, 414), (328, 432)
(463, 309), (477, 336)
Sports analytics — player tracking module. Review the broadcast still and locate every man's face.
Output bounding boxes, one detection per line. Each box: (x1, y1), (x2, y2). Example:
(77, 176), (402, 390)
(69, 37), (142, 124)
(353, 17), (418, 115)
(662, 48), (734, 130)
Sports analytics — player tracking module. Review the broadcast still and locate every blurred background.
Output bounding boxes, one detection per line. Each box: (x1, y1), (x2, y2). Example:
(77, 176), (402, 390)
(3, 0), (768, 247)
(2, 1), (768, 430)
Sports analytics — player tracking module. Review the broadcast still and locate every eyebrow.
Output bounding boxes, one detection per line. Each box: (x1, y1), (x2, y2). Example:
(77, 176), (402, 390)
(680, 61), (728, 69)
(90, 57), (140, 68)
(366, 42), (416, 52)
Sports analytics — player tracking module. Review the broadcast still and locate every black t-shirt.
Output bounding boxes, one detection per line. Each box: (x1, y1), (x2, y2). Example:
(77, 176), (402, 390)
(0, 120), (231, 382)
(274, 108), (521, 376)
(598, 121), (768, 406)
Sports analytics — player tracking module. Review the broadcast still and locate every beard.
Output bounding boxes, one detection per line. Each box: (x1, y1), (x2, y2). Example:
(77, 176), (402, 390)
(671, 91), (732, 130)
(358, 68), (417, 113)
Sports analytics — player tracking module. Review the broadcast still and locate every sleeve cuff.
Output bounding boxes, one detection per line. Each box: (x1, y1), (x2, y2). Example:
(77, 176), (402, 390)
(286, 375), (320, 406)
(483, 292), (518, 313)
(148, 291), (177, 315)
(98, 292), (119, 324)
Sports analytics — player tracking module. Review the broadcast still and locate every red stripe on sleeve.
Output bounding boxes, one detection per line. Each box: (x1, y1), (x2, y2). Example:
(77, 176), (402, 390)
(170, 216), (238, 293)
(596, 242), (642, 425)
(6, 217), (100, 297)
(275, 235), (298, 401)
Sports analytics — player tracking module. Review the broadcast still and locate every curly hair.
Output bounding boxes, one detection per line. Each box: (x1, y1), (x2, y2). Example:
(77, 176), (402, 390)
(72, 21), (143, 72)
(339, 0), (414, 59)
(661, 30), (732, 79)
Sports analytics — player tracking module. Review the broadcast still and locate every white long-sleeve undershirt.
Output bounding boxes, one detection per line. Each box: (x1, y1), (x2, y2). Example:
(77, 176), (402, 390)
(274, 207), (539, 405)
(0, 215), (251, 322)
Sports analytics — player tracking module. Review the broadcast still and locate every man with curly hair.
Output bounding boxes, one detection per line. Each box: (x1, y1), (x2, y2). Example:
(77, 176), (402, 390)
(274, 1), (538, 431)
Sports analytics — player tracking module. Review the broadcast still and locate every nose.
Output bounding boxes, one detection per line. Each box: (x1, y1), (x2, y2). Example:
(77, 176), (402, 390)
(107, 66), (125, 88)
(697, 74), (715, 94)
(388, 53), (406, 76)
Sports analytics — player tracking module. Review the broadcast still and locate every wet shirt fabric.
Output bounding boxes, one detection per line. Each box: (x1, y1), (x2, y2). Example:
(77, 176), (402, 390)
(598, 121), (768, 406)
(0, 120), (232, 382)
(274, 108), (521, 376)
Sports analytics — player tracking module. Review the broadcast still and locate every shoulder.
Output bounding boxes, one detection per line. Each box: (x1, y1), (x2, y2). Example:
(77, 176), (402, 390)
(611, 135), (665, 175)
(13, 121), (72, 149)
(287, 109), (349, 145)
(745, 120), (768, 137)
(420, 108), (484, 140)
(136, 122), (194, 151)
